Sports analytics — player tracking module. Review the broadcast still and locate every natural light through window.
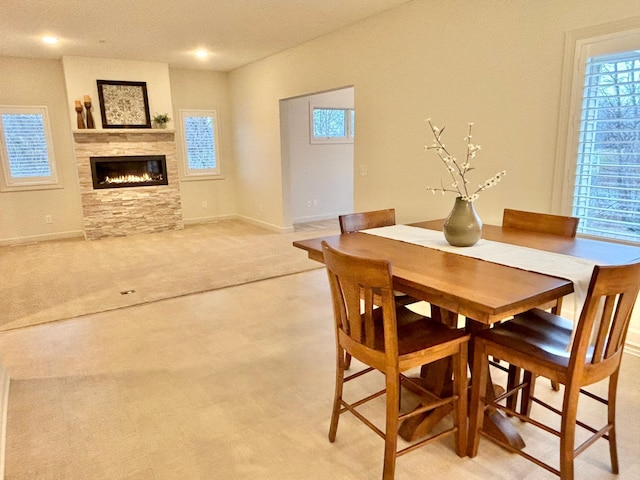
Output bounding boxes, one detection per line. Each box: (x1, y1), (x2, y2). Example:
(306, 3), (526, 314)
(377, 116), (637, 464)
(180, 109), (221, 178)
(0, 106), (58, 191)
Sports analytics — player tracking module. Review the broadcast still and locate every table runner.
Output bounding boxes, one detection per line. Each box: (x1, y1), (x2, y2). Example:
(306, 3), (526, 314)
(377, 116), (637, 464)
(362, 225), (602, 332)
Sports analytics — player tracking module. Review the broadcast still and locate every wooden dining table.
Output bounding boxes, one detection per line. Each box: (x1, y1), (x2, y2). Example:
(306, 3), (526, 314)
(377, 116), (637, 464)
(293, 219), (640, 448)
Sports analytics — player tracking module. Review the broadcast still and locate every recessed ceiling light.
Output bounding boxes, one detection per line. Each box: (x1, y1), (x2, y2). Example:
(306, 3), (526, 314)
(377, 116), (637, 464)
(196, 50), (208, 59)
(42, 36), (58, 44)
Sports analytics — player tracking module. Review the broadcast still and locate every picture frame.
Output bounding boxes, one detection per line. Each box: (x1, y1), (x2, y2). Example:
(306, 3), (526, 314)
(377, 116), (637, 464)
(96, 80), (151, 129)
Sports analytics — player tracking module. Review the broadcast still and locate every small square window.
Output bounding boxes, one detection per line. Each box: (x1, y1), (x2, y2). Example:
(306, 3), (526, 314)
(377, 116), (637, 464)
(310, 106), (354, 144)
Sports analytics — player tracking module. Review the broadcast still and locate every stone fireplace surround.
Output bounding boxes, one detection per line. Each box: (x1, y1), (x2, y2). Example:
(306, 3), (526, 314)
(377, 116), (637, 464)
(73, 130), (184, 240)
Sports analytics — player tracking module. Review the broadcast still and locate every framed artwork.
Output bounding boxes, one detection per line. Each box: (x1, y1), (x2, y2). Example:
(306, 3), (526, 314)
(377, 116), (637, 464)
(96, 80), (151, 128)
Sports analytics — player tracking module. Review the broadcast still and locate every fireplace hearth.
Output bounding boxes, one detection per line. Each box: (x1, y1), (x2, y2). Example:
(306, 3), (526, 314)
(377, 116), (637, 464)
(90, 155), (168, 189)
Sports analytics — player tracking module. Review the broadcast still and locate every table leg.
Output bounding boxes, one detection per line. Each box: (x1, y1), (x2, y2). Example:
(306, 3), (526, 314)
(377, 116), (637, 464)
(465, 318), (525, 450)
(397, 308), (525, 451)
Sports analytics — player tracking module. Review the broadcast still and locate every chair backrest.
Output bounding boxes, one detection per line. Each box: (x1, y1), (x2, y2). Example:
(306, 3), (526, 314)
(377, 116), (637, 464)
(321, 241), (399, 366)
(571, 262), (640, 371)
(502, 208), (579, 237)
(339, 208), (396, 234)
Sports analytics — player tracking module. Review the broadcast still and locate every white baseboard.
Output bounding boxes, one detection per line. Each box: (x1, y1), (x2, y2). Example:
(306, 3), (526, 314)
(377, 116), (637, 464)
(624, 341), (640, 357)
(0, 230), (84, 247)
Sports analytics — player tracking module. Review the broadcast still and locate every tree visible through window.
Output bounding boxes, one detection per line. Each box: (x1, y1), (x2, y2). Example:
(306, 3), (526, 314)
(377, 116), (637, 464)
(573, 50), (640, 242)
(310, 107), (354, 144)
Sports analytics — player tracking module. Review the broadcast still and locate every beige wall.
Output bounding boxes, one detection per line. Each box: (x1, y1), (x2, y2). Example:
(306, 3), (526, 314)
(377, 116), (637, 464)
(62, 56), (174, 131)
(0, 60), (237, 243)
(0, 57), (83, 243)
(228, 0), (640, 228)
(169, 68), (237, 222)
(227, 0), (640, 350)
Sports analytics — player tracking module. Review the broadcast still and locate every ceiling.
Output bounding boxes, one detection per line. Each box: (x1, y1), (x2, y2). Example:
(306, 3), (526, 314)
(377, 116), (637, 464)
(0, 0), (413, 72)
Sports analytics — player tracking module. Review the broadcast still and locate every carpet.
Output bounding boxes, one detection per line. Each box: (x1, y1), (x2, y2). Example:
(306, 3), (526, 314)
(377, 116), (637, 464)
(0, 219), (338, 332)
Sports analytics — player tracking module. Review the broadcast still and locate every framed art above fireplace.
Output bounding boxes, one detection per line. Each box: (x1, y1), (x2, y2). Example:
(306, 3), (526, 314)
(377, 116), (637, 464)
(96, 80), (151, 129)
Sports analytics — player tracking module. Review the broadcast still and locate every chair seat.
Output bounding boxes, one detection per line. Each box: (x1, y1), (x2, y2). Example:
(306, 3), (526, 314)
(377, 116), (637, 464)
(476, 308), (574, 371)
(371, 306), (468, 355)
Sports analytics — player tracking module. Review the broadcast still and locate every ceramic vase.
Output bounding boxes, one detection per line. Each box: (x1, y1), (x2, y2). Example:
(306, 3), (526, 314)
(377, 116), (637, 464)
(443, 197), (482, 247)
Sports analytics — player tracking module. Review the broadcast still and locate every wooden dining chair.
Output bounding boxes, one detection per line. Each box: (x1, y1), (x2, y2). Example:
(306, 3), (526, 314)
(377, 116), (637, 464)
(500, 208), (580, 399)
(339, 208), (424, 370)
(467, 261), (640, 480)
(339, 208), (421, 307)
(502, 208), (579, 237)
(322, 241), (469, 480)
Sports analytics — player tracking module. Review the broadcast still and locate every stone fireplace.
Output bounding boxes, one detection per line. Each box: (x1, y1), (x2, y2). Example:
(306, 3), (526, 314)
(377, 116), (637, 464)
(73, 130), (183, 240)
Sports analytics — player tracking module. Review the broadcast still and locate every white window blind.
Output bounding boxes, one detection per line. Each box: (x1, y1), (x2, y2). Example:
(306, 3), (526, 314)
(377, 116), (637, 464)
(0, 105), (58, 191)
(573, 50), (640, 243)
(180, 109), (221, 178)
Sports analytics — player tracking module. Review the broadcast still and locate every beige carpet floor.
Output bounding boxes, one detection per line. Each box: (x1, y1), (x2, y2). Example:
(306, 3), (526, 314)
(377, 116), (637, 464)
(0, 218), (339, 332)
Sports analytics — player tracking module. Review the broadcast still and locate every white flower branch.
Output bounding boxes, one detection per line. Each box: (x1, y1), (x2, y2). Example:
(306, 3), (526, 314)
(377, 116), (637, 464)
(424, 118), (505, 202)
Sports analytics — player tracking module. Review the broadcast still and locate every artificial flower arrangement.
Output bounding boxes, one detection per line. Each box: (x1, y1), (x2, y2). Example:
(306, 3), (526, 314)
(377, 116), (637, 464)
(425, 118), (506, 202)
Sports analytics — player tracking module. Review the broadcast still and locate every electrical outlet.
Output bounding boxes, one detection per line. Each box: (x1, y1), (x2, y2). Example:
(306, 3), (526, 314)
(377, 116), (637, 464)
(313, 199), (318, 207)
(45, 214), (52, 224)
(307, 200), (312, 207)
(359, 165), (368, 176)
(201, 201), (208, 208)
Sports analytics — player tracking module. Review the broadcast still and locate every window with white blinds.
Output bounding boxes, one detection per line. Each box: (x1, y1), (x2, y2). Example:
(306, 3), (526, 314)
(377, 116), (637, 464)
(570, 37), (640, 243)
(180, 109), (222, 179)
(0, 106), (58, 191)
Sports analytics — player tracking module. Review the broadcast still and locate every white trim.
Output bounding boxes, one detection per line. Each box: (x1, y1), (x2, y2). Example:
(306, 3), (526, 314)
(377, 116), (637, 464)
(552, 19), (640, 214)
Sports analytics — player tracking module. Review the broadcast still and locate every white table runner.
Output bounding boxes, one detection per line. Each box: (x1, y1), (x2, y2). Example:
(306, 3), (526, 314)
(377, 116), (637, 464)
(362, 225), (602, 329)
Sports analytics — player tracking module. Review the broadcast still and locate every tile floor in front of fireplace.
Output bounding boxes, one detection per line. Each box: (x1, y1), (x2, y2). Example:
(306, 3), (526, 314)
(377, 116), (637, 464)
(0, 268), (638, 479)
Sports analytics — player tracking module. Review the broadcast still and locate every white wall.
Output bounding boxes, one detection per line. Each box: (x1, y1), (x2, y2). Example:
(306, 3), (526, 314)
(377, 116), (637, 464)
(282, 88), (354, 225)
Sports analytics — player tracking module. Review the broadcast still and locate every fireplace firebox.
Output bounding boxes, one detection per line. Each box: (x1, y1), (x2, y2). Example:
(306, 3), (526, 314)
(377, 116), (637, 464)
(90, 155), (168, 189)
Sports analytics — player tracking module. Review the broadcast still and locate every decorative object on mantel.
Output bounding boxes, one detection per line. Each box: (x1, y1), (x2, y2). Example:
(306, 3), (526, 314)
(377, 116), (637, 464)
(74, 100), (86, 129)
(425, 118), (506, 247)
(83, 95), (95, 129)
(96, 79), (151, 129)
(152, 112), (171, 129)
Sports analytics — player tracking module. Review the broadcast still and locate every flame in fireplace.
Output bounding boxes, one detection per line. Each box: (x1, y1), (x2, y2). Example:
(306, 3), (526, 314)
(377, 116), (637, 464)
(101, 173), (163, 185)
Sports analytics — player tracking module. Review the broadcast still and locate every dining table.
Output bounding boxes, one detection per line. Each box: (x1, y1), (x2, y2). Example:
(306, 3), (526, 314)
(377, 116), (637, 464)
(293, 218), (640, 449)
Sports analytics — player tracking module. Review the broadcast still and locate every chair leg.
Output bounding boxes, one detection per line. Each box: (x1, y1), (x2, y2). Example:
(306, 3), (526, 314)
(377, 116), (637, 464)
(345, 352), (352, 370)
(453, 342), (468, 456)
(608, 372), (620, 474)
(506, 365), (521, 412)
(467, 340), (489, 457)
(559, 388), (580, 480)
(329, 348), (346, 442)
(519, 370), (536, 417)
(382, 373), (400, 480)
(551, 379), (560, 391)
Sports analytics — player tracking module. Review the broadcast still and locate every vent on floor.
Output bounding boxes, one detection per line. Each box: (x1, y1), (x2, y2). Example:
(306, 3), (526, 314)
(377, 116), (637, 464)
(120, 290), (136, 295)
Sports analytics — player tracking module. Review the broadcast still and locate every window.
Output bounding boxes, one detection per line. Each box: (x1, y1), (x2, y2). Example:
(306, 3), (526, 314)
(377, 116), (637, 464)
(0, 105), (58, 191)
(180, 109), (222, 178)
(559, 29), (640, 243)
(310, 106), (355, 144)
